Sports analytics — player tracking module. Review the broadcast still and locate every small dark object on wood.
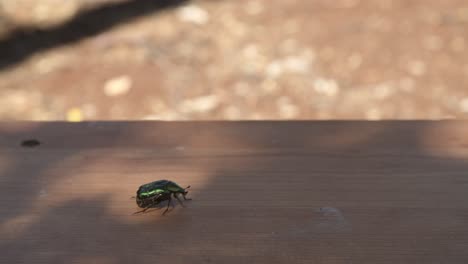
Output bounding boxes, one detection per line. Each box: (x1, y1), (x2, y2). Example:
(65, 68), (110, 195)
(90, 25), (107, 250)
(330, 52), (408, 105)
(21, 139), (41, 148)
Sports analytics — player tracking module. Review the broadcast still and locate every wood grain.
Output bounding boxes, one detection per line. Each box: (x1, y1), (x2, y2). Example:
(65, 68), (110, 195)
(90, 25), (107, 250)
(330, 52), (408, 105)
(1, 121), (468, 263)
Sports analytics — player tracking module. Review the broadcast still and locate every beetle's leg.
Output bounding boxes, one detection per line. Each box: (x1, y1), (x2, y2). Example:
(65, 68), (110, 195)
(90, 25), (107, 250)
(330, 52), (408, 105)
(182, 193), (192, 201)
(133, 195), (162, 215)
(181, 186), (192, 200)
(133, 203), (155, 215)
(133, 208), (148, 215)
(174, 193), (185, 207)
(162, 197), (172, 215)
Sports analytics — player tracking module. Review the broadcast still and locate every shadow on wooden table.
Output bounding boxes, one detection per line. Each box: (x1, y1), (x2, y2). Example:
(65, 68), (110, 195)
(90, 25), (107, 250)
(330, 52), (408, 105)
(1, 121), (468, 263)
(0, 0), (188, 70)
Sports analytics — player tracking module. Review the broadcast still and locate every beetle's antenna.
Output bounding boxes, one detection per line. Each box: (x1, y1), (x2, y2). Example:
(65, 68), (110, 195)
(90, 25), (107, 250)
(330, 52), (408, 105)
(185, 185), (191, 189)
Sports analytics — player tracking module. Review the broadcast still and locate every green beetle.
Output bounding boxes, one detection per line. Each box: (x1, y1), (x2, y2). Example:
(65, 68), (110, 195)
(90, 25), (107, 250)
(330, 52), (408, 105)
(133, 180), (191, 215)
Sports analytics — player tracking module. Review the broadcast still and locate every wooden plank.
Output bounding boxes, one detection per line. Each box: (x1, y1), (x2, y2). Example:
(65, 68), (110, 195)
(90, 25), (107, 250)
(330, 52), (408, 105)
(1, 121), (468, 263)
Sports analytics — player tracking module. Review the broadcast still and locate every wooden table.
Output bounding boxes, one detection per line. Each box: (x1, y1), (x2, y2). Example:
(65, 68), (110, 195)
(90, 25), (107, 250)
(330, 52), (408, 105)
(1, 121), (467, 263)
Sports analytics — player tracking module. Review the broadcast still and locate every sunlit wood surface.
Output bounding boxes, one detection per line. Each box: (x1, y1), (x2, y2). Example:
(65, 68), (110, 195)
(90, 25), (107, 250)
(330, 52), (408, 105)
(1, 121), (468, 263)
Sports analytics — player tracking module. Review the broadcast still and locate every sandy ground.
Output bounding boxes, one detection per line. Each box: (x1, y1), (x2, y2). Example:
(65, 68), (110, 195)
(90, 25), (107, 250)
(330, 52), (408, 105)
(0, 0), (467, 120)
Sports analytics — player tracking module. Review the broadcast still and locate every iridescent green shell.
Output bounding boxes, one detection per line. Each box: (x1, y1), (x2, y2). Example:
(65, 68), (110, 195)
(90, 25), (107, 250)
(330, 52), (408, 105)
(136, 180), (185, 199)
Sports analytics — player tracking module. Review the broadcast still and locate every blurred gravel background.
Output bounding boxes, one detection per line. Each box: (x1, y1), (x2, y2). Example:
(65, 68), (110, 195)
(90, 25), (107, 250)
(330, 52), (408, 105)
(0, 0), (467, 120)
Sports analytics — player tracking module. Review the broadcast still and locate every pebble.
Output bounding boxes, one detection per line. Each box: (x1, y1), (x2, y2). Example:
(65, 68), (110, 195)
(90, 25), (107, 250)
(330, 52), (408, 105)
(459, 98), (468, 113)
(366, 108), (381, 120)
(66, 107), (83, 122)
(282, 56), (310, 74)
(265, 55), (310, 78)
(103, 75), (132, 97)
(177, 4), (210, 25)
(242, 44), (261, 59)
(2, 0), (77, 25)
(180, 95), (220, 113)
(265, 61), (283, 79)
(407, 60), (426, 76)
(313, 78), (339, 97)
(374, 83), (393, 99)
(34, 53), (68, 74)
(277, 96), (299, 118)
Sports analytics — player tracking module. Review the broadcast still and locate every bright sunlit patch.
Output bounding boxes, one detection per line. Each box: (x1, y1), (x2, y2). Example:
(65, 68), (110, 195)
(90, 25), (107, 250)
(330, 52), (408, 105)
(420, 122), (468, 159)
(0, 213), (40, 239)
(66, 107), (83, 122)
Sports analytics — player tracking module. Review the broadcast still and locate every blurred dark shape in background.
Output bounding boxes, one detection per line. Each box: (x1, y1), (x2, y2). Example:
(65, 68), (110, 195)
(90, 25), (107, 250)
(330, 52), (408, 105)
(0, 0), (467, 121)
(0, 0), (187, 69)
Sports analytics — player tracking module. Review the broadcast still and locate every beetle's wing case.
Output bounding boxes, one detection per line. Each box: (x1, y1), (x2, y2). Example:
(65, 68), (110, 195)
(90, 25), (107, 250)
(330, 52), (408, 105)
(137, 180), (170, 198)
(147, 180), (170, 190)
(166, 181), (185, 192)
(138, 180), (169, 192)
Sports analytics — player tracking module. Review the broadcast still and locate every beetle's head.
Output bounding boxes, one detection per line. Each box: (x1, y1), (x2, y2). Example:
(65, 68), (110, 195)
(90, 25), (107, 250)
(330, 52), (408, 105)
(136, 185), (144, 195)
(183, 185), (190, 195)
